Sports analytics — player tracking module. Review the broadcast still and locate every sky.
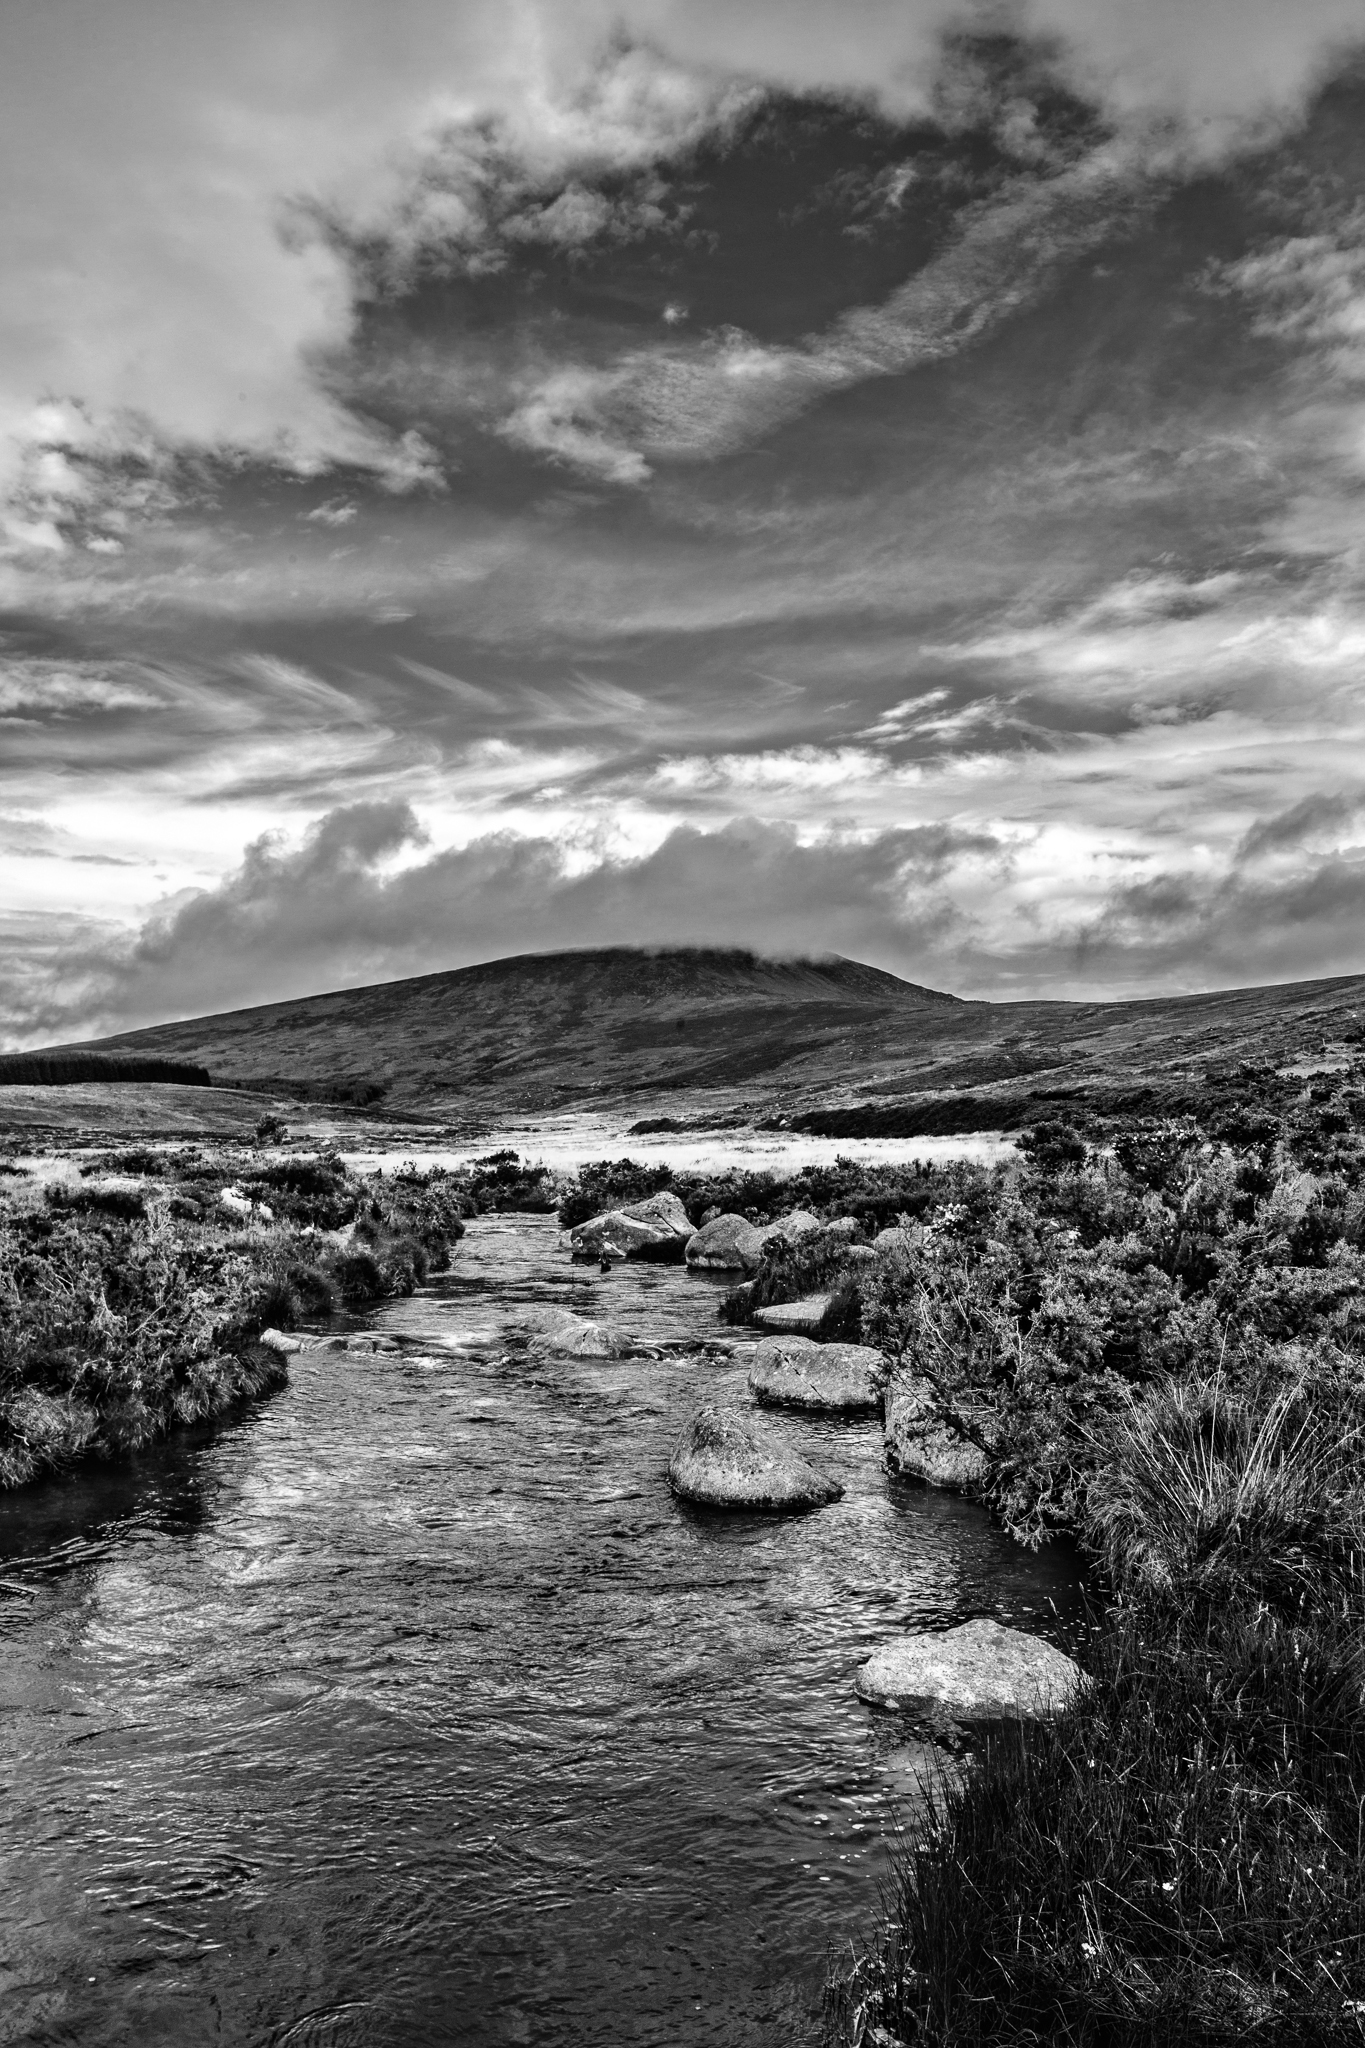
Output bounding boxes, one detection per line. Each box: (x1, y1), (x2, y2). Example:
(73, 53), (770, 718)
(5, 0), (1365, 1043)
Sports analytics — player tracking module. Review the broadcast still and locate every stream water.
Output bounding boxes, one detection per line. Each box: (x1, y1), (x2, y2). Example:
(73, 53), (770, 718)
(0, 1213), (1087, 2048)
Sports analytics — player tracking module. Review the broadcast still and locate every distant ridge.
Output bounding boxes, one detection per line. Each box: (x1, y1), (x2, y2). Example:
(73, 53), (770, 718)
(38, 943), (1365, 1121)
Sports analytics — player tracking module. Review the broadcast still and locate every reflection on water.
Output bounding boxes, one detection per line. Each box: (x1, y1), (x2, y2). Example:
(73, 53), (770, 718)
(0, 1215), (1085, 2047)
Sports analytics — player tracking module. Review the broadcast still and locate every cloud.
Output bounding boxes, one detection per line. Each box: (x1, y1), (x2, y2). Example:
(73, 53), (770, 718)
(4, 3), (1360, 555)
(1236, 790), (1365, 862)
(1064, 849), (1365, 988)
(2, 801), (1005, 1041)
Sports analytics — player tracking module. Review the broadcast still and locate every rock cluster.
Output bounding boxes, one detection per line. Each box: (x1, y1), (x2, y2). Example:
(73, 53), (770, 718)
(684, 1208), (820, 1271)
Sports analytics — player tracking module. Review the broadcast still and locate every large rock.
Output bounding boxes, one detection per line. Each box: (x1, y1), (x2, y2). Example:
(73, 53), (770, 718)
(684, 1207), (826, 1272)
(856, 1620), (1083, 1721)
(779, 1209), (822, 1243)
(570, 1191), (692, 1262)
(884, 1374), (991, 1491)
(748, 1334), (886, 1414)
(668, 1403), (843, 1512)
(685, 1212), (768, 1270)
(751, 1296), (831, 1334)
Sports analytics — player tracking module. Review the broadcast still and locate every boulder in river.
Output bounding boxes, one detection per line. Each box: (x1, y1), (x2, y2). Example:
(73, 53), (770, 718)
(750, 1296), (831, 1335)
(856, 1619), (1083, 1722)
(668, 1403), (843, 1512)
(570, 1191), (692, 1262)
(747, 1334), (886, 1414)
(884, 1375), (991, 1491)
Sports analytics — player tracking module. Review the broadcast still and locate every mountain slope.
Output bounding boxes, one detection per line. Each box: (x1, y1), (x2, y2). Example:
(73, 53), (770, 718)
(49, 946), (1365, 1121)
(66, 947), (967, 1112)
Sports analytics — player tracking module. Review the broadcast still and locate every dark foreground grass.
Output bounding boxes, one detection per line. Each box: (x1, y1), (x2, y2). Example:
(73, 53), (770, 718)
(826, 1366), (1365, 2047)
(827, 1599), (1365, 2047)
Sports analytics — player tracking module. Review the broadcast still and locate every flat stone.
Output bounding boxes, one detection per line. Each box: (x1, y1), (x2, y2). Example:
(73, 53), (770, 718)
(669, 1403), (843, 1512)
(856, 1620), (1083, 1720)
(748, 1334), (886, 1414)
(570, 1191), (692, 1261)
(884, 1375), (991, 1491)
(750, 1296), (831, 1334)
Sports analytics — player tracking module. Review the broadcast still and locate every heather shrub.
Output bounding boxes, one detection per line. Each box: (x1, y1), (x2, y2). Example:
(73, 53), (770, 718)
(0, 1205), (294, 1487)
(558, 1157), (675, 1227)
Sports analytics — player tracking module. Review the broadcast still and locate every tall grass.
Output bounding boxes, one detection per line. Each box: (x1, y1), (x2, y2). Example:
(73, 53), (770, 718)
(1085, 1365), (1365, 1613)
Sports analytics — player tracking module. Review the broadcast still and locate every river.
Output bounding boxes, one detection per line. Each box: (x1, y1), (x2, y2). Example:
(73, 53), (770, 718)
(0, 1212), (1086, 2048)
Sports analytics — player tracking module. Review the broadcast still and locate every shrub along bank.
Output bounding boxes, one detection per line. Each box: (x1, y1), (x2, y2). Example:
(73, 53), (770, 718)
(814, 1102), (1365, 2045)
(0, 1151), (465, 1488)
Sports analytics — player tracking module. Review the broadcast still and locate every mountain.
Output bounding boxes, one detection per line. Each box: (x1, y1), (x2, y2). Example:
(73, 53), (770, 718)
(42, 945), (1365, 1125)
(59, 947), (965, 1114)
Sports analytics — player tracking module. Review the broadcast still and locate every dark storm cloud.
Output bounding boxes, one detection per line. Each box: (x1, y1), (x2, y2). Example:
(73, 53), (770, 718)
(313, 32), (1144, 489)
(14, 801), (1003, 1037)
(1237, 791), (1364, 863)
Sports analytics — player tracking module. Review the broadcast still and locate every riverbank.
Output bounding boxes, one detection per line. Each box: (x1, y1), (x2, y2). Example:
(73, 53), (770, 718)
(0, 1145), (467, 1487)
(796, 1096), (1365, 2043)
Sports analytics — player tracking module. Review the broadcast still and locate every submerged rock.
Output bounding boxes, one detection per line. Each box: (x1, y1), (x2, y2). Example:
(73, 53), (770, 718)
(883, 1375), (991, 1491)
(308, 1333), (401, 1355)
(257, 1327), (302, 1355)
(856, 1619), (1083, 1721)
(668, 1403), (843, 1512)
(750, 1296), (831, 1335)
(747, 1334), (886, 1414)
(535, 1306), (625, 1358)
(570, 1191), (692, 1262)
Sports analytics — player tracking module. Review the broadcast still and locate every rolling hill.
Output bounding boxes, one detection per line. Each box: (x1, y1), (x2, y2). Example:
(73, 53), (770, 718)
(35, 945), (1365, 1128)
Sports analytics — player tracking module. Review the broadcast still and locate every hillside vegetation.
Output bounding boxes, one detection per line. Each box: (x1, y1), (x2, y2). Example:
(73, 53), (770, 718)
(31, 945), (1365, 1124)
